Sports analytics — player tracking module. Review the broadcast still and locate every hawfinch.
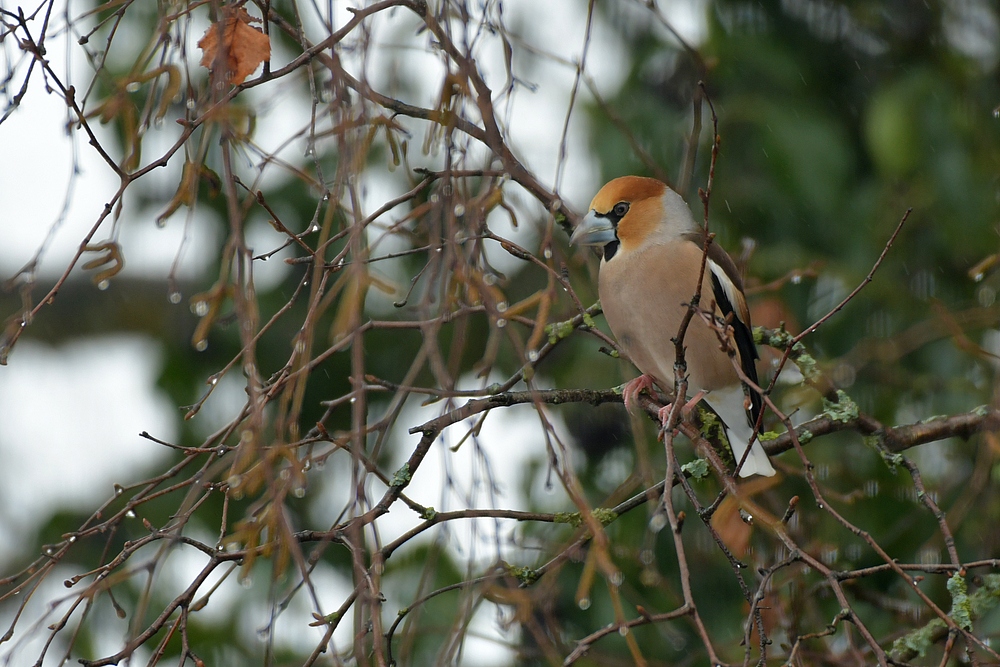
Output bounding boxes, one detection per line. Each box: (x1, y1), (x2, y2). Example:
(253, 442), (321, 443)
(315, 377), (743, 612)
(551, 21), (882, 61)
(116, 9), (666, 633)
(570, 176), (776, 477)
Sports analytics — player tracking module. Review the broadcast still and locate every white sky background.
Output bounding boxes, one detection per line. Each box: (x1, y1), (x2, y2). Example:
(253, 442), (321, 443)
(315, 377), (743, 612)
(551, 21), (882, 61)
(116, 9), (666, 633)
(0, 1), (707, 663)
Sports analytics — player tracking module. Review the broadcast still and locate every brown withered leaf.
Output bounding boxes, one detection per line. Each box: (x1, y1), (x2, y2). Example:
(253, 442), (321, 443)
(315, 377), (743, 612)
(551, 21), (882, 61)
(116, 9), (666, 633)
(710, 474), (781, 558)
(198, 7), (270, 86)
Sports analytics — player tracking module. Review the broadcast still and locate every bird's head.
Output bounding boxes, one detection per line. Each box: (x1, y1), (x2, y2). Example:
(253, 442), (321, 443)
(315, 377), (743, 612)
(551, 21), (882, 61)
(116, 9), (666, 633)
(569, 176), (696, 261)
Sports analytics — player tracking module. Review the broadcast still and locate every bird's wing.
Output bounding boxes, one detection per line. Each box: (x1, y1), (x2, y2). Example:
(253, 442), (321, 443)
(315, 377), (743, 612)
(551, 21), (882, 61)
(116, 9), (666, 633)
(683, 232), (762, 429)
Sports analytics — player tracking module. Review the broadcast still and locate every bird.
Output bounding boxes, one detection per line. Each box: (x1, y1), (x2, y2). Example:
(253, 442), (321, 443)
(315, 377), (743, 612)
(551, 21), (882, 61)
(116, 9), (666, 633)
(570, 175), (776, 477)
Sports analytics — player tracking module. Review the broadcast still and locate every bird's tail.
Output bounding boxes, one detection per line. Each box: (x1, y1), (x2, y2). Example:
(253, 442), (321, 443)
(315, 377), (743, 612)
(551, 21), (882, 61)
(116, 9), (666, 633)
(704, 386), (776, 478)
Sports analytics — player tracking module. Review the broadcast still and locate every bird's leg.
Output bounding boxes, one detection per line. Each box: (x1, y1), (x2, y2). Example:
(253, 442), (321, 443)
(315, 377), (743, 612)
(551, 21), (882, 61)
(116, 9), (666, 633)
(681, 389), (707, 417)
(622, 374), (657, 413)
(655, 402), (674, 426)
(656, 390), (707, 427)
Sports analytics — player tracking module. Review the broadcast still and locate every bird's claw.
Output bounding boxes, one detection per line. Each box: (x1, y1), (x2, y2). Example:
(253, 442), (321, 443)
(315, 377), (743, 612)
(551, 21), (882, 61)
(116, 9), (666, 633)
(622, 374), (657, 413)
(656, 390), (707, 427)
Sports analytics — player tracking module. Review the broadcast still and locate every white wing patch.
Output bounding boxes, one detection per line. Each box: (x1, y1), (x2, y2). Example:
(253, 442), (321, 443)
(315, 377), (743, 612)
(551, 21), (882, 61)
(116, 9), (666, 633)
(707, 259), (746, 325)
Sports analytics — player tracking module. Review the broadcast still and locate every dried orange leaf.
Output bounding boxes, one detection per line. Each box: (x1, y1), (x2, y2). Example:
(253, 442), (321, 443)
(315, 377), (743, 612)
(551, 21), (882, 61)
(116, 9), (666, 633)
(198, 7), (270, 86)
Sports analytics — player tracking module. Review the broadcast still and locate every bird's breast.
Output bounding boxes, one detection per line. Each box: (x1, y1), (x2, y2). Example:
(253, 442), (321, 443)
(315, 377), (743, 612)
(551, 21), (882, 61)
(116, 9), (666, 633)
(598, 240), (739, 392)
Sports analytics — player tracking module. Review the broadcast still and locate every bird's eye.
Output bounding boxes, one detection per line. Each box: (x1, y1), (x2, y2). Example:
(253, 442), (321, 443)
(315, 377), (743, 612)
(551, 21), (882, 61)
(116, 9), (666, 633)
(612, 202), (629, 218)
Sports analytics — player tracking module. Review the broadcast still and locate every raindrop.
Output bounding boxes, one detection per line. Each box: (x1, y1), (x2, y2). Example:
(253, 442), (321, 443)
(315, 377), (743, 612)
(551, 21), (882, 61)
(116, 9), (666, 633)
(832, 362), (856, 388)
(350, 396), (357, 404)
(97, 280), (110, 291)
(240, 576), (253, 589)
(618, 626), (629, 636)
(816, 502), (824, 510)
(429, 194), (439, 203)
(227, 474), (242, 489)
(153, 117), (164, 129)
(279, 468), (290, 481)
(125, 81), (141, 92)
(155, 217), (167, 229)
(610, 571), (624, 586)
(578, 597), (590, 610)
(527, 350), (539, 362)
(496, 301), (508, 313)
(217, 447), (226, 456)
(293, 486), (306, 498)
(978, 285), (996, 307)
(114, 484), (124, 496)
(168, 291), (182, 304)
(195, 340), (208, 352)
(68, 536), (76, 543)
(125, 510), (136, 519)
(209, 376), (218, 386)
(790, 273), (802, 284)
(639, 549), (654, 565)
(302, 460), (312, 471)
(453, 204), (465, 216)
(974, 272), (985, 282)
(648, 513), (668, 533)
(483, 273), (497, 285)
(918, 547), (941, 565)
(186, 98), (197, 109)
(294, 339), (306, 353)
(192, 300), (209, 316)
(543, 247), (552, 259)
(496, 318), (506, 328)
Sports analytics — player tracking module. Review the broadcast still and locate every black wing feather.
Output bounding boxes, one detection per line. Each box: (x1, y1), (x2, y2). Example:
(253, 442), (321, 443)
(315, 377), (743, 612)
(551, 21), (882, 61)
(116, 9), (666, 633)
(709, 272), (763, 429)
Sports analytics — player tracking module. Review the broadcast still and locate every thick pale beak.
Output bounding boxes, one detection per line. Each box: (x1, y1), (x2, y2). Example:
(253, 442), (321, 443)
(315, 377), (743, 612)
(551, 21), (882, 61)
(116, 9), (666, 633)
(569, 210), (616, 247)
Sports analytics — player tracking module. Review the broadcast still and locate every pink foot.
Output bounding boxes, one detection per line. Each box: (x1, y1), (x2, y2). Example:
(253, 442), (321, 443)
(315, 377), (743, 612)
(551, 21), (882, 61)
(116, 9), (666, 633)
(622, 374), (657, 414)
(681, 389), (707, 416)
(656, 402), (675, 426)
(656, 390), (708, 427)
